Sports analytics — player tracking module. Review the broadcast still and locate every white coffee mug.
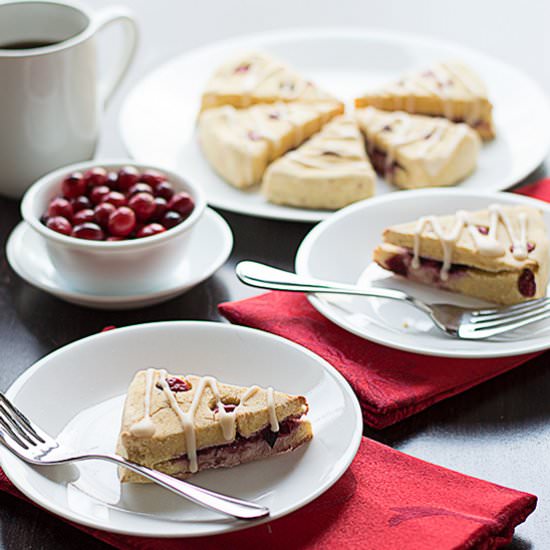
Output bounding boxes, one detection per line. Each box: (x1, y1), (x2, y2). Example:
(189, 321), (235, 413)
(0, 0), (138, 198)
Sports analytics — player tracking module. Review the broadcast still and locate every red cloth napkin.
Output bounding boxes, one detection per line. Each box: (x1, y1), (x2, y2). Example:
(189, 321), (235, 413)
(0, 437), (536, 550)
(219, 181), (550, 429)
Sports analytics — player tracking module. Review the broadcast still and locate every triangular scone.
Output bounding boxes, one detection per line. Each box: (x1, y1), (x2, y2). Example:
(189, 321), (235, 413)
(201, 51), (342, 112)
(355, 107), (480, 190)
(355, 61), (495, 140)
(262, 116), (376, 209)
(117, 369), (312, 482)
(373, 205), (549, 304)
(198, 101), (342, 188)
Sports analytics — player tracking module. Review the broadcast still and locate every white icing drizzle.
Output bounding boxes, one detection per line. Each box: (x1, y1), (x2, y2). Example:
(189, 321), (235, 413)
(155, 372), (279, 473)
(412, 204), (530, 280)
(130, 368), (156, 438)
(267, 388), (279, 432)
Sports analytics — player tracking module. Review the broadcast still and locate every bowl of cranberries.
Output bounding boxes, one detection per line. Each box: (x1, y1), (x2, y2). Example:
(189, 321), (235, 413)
(21, 161), (205, 294)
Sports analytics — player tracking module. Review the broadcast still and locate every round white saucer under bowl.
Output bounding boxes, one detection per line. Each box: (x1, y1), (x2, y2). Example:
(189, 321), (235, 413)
(7, 208), (232, 309)
(295, 189), (550, 359)
(20, 159), (206, 295)
(1, 321), (362, 537)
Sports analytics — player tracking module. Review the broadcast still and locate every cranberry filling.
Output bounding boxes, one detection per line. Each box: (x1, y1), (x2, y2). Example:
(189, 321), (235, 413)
(365, 144), (404, 179)
(166, 377), (191, 392)
(385, 251), (467, 280)
(518, 269), (536, 297)
(510, 242), (536, 254)
(477, 225), (489, 235)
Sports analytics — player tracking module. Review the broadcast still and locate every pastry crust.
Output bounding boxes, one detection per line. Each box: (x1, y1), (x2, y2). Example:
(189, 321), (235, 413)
(355, 61), (495, 140)
(201, 51), (341, 112)
(374, 205), (549, 304)
(198, 101), (343, 188)
(262, 116), (376, 209)
(373, 243), (546, 305)
(117, 370), (312, 482)
(355, 107), (480, 189)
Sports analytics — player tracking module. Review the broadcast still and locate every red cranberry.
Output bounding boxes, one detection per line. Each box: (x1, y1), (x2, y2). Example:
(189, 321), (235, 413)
(213, 403), (237, 414)
(72, 208), (95, 225)
(235, 63), (250, 73)
(166, 377), (190, 392)
(477, 225), (489, 235)
(128, 192), (156, 221)
(72, 222), (104, 241)
(168, 192), (194, 218)
(161, 210), (184, 229)
(83, 167), (108, 187)
(137, 223), (166, 238)
(71, 195), (92, 213)
(155, 181), (174, 200)
(89, 185), (110, 205)
(46, 216), (72, 235)
(108, 206), (136, 237)
(47, 197), (73, 220)
(117, 166), (140, 191)
(103, 191), (127, 207)
(94, 202), (116, 227)
(128, 182), (154, 196)
(139, 170), (166, 188)
(107, 171), (119, 188)
(518, 269), (536, 297)
(61, 172), (86, 199)
(152, 197), (168, 220)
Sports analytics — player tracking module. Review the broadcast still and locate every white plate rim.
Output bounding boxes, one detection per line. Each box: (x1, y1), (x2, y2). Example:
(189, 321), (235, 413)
(6, 208), (233, 306)
(119, 26), (550, 222)
(295, 188), (550, 358)
(1, 320), (363, 537)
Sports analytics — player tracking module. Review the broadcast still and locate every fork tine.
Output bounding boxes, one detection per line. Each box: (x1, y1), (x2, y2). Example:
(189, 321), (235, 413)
(0, 403), (40, 446)
(0, 413), (30, 450)
(469, 297), (550, 323)
(460, 309), (550, 339)
(470, 297), (550, 317)
(467, 302), (550, 331)
(0, 393), (46, 443)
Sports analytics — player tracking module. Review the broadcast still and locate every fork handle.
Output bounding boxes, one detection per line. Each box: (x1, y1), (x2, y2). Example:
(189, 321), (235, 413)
(237, 261), (423, 305)
(82, 453), (269, 520)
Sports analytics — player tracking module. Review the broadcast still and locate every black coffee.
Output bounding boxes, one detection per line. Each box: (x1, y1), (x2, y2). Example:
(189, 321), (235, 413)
(0, 40), (58, 50)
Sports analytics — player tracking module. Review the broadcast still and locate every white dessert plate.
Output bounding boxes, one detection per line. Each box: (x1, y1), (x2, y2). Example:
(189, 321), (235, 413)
(6, 208), (233, 310)
(120, 28), (550, 222)
(0, 321), (362, 537)
(295, 189), (550, 358)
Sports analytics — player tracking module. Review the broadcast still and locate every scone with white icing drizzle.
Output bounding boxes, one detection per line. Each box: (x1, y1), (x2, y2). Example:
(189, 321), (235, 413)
(355, 61), (495, 140)
(117, 369), (312, 482)
(201, 51), (341, 112)
(355, 107), (480, 190)
(373, 205), (549, 305)
(198, 101), (343, 188)
(262, 116), (376, 209)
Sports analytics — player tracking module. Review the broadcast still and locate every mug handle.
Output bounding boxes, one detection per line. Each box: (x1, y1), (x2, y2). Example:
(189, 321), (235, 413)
(93, 6), (139, 108)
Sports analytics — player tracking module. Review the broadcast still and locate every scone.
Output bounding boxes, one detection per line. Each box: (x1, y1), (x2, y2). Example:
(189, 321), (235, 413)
(198, 101), (343, 188)
(355, 61), (495, 140)
(117, 369), (312, 482)
(201, 51), (341, 112)
(373, 205), (549, 305)
(262, 116), (376, 209)
(355, 107), (480, 189)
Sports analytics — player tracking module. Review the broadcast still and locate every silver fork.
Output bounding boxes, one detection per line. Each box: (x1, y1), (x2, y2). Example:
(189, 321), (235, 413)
(236, 261), (550, 340)
(0, 393), (269, 520)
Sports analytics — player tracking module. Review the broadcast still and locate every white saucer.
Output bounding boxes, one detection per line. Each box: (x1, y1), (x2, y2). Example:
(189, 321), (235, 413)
(6, 208), (233, 310)
(120, 28), (550, 222)
(295, 189), (550, 358)
(1, 321), (362, 537)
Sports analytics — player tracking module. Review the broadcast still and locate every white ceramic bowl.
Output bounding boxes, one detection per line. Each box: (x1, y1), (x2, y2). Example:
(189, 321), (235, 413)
(21, 160), (206, 295)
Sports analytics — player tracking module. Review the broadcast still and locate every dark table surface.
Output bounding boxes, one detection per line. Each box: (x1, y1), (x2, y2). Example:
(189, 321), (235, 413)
(1, 0), (550, 546)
